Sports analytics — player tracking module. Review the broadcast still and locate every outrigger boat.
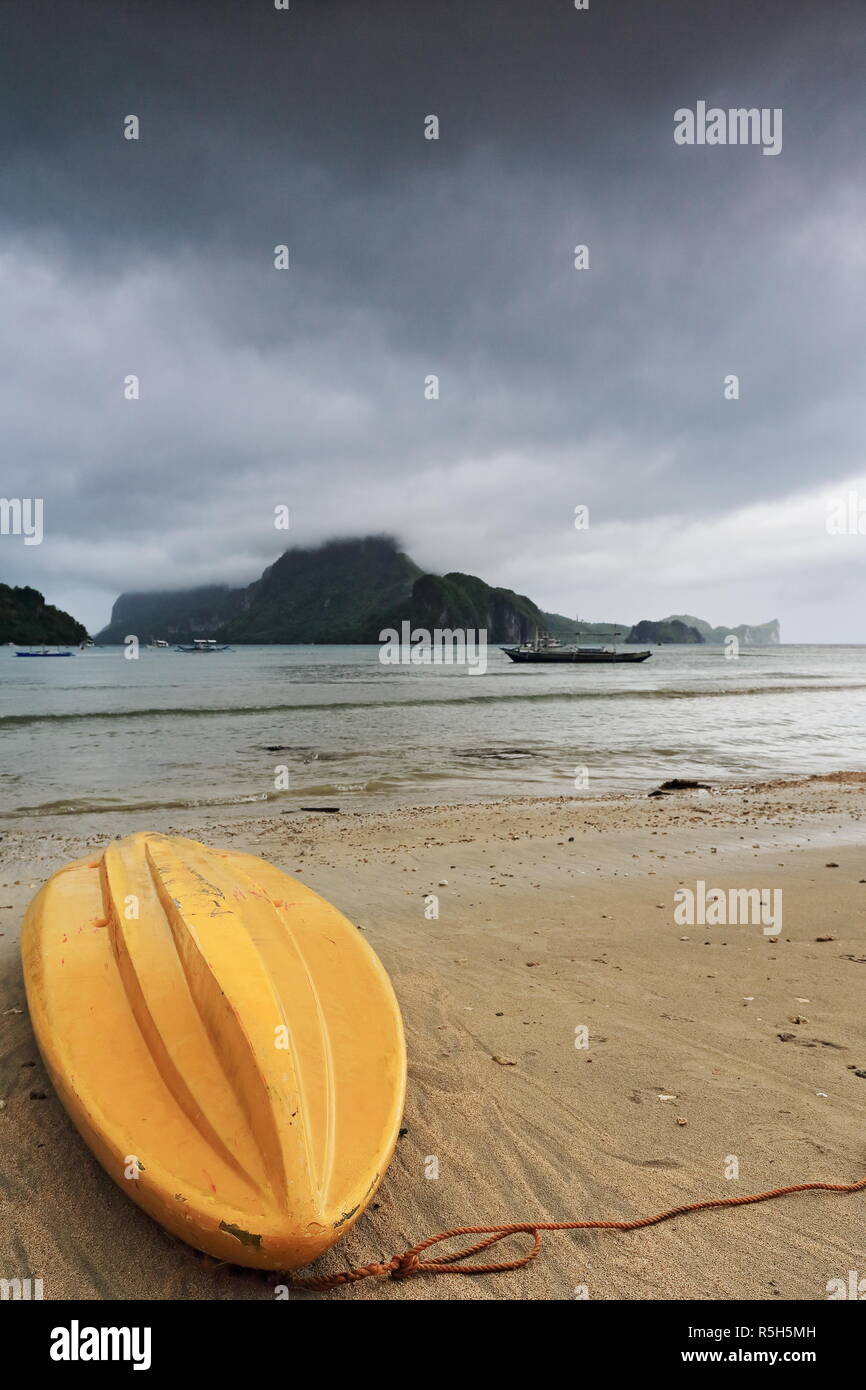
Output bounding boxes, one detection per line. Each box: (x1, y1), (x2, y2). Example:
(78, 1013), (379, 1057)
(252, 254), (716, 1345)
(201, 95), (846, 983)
(147, 638), (170, 649)
(502, 627), (652, 664)
(13, 646), (74, 658)
(175, 638), (232, 653)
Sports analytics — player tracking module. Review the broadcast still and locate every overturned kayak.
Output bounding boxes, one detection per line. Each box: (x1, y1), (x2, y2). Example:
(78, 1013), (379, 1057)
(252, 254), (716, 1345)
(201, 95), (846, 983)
(21, 832), (406, 1270)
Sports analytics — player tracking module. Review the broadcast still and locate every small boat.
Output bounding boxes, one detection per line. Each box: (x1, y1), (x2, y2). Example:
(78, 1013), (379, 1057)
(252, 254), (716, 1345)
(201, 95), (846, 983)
(147, 639), (170, 649)
(21, 832), (406, 1269)
(175, 638), (232, 653)
(502, 627), (652, 664)
(13, 646), (73, 657)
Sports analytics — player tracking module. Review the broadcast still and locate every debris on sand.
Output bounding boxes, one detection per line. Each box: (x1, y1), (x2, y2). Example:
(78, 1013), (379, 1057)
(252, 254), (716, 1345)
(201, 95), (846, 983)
(648, 778), (712, 797)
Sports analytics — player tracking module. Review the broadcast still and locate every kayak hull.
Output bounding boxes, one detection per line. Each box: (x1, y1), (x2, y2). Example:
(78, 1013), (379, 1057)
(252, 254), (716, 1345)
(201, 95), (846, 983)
(21, 833), (406, 1270)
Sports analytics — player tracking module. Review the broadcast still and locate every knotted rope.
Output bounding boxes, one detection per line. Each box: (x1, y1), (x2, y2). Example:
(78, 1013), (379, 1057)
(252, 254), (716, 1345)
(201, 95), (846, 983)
(289, 1172), (866, 1290)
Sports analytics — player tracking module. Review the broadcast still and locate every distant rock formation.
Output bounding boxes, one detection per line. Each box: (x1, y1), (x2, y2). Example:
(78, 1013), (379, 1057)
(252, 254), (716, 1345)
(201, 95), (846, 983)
(98, 584), (242, 645)
(663, 614), (780, 645)
(403, 572), (543, 644)
(0, 584), (88, 645)
(94, 538), (781, 647)
(626, 618), (705, 645)
(96, 536), (547, 645)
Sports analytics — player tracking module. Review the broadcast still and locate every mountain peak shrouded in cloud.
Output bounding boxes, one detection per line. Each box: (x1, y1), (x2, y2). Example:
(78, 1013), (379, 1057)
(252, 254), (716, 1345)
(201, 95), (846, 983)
(94, 534), (781, 647)
(2, 1), (866, 638)
(95, 534), (546, 644)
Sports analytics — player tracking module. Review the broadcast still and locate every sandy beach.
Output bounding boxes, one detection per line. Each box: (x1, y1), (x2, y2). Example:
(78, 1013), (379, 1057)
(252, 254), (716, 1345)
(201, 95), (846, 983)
(1, 772), (864, 1301)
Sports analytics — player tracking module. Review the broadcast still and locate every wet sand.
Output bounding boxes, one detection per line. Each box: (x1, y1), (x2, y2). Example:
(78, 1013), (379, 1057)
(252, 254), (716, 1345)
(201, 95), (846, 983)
(1, 772), (865, 1300)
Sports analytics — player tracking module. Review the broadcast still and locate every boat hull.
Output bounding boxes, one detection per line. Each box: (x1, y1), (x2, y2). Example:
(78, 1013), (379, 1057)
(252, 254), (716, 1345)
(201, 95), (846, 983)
(21, 833), (406, 1270)
(501, 648), (652, 663)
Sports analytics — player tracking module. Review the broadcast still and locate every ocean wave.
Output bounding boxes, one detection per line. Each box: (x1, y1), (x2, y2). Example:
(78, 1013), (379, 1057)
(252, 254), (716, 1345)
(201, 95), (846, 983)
(3, 681), (866, 727)
(0, 792), (273, 818)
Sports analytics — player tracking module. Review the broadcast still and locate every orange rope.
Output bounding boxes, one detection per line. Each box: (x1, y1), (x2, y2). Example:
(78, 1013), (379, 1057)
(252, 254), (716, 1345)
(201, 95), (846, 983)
(289, 1173), (866, 1290)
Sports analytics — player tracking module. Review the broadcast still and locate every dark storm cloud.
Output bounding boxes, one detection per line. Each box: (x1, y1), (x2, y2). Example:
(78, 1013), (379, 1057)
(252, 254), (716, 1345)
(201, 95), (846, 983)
(1, 0), (865, 636)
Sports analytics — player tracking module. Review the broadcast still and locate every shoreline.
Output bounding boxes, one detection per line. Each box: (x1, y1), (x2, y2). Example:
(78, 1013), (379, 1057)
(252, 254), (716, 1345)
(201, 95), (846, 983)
(2, 771), (865, 1299)
(3, 766), (866, 851)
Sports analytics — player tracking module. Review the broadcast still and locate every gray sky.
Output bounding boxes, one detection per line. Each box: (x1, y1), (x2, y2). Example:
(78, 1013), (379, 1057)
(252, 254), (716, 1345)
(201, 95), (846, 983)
(2, 0), (865, 638)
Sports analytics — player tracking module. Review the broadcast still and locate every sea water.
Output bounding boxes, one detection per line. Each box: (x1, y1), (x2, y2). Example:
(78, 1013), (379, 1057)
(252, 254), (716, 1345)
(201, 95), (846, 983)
(2, 643), (866, 828)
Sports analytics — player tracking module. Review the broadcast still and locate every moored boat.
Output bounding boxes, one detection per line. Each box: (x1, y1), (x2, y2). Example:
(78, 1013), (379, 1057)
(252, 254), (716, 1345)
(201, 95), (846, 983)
(13, 646), (74, 657)
(175, 638), (232, 653)
(501, 627), (652, 664)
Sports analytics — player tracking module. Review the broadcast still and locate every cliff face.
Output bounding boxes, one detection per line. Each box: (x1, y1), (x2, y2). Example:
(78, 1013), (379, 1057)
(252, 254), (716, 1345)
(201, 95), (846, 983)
(96, 537), (547, 645)
(0, 584), (88, 644)
(94, 538), (782, 647)
(400, 572), (544, 643)
(218, 536), (422, 643)
(97, 585), (242, 644)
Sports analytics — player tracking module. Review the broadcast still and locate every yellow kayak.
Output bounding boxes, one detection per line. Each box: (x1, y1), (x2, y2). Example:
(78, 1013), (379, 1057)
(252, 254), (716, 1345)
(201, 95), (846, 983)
(21, 832), (406, 1270)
